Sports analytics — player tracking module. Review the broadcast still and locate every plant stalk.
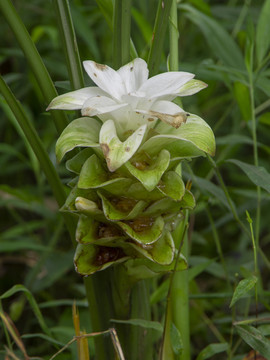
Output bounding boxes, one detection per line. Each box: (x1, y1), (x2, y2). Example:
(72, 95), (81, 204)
(171, 215), (190, 360)
(148, 0), (173, 76)
(53, 0), (84, 90)
(0, 0), (69, 134)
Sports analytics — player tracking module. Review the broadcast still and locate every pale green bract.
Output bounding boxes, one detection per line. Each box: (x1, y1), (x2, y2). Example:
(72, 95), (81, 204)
(48, 58), (215, 277)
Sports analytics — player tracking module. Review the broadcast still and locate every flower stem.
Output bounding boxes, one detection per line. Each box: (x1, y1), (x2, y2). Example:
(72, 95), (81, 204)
(148, 0), (173, 76)
(84, 273), (115, 360)
(113, 0), (131, 68)
(247, 43), (261, 248)
(161, 214), (189, 360)
(52, 0), (84, 90)
(171, 214), (190, 360)
(0, 0), (68, 134)
(169, 0), (179, 71)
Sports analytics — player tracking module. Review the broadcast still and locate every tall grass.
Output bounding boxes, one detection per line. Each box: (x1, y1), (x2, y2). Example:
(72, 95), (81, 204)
(1, 1), (270, 359)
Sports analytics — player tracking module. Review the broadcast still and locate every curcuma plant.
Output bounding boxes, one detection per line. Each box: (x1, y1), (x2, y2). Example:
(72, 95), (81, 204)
(47, 57), (215, 281)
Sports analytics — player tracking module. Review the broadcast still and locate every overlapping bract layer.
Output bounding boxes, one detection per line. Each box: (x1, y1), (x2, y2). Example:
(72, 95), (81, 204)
(48, 58), (215, 277)
(57, 114), (215, 276)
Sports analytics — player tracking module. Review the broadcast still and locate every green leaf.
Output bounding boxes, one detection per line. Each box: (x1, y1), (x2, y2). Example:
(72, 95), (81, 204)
(111, 318), (163, 332)
(117, 216), (164, 245)
(125, 255), (187, 281)
(236, 325), (270, 358)
(98, 191), (147, 221)
(195, 343), (229, 360)
(129, 231), (175, 265)
(66, 148), (94, 174)
(170, 323), (183, 356)
(157, 171), (185, 201)
(55, 117), (101, 161)
(256, 0), (270, 65)
(193, 176), (230, 210)
(125, 149), (170, 191)
(188, 258), (216, 282)
(142, 114), (215, 158)
(227, 159), (270, 193)
(74, 243), (130, 275)
(100, 120), (147, 171)
(76, 216), (126, 245)
(259, 112), (270, 126)
(233, 82), (251, 121)
(0, 285), (51, 336)
(78, 154), (134, 196)
(181, 4), (244, 69)
(230, 276), (257, 307)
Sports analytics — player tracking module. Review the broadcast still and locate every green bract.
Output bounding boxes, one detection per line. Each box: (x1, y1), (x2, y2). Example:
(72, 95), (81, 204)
(48, 58), (215, 278)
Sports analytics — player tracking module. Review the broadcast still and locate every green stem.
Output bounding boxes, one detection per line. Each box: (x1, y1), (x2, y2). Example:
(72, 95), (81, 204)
(248, 47), (261, 247)
(84, 273), (115, 360)
(167, 3), (190, 359)
(0, 75), (76, 240)
(113, 0), (131, 68)
(161, 214), (189, 360)
(171, 216), (190, 360)
(148, 0), (173, 76)
(207, 208), (231, 288)
(53, 0), (84, 90)
(169, 0), (179, 71)
(0, 76), (64, 208)
(207, 155), (249, 237)
(0, 0), (68, 134)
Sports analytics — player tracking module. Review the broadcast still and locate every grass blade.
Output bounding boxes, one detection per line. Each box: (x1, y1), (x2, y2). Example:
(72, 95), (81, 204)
(230, 276), (258, 308)
(1, 285), (51, 337)
(0, 0), (68, 134)
(236, 325), (270, 358)
(256, 0), (270, 65)
(52, 0), (84, 90)
(148, 0), (173, 76)
(227, 159), (270, 193)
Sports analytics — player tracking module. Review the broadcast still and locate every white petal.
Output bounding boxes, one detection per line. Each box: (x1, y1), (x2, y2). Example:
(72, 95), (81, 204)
(150, 100), (184, 114)
(46, 87), (106, 110)
(117, 58), (149, 94)
(81, 95), (128, 117)
(138, 72), (194, 99)
(176, 79), (208, 96)
(136, 100), (187, 128)
(83, 61), (126, 100)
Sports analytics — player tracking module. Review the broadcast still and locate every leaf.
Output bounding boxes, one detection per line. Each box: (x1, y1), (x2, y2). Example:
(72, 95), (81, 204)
(0, 285), (51, 336)
(227, 159), (270, 193)
(98, 191), (147, 221)
(170, 323), (183, 356)
(234, 82), (251, 121)
(236, 325), (270, 358)
(256, 0), (270, 65)
(125, 149), (170, 191)
(193, 176), (231, 210)
(100, 119), (147, 172)
(111, 318), (163, 332)
(180, 4), (244, 69)
(157, 171), (185, 201)
(259, 112), (270, 126)
(230, 276), (258, 307)
(142, 114), (215, 158)
(195, 343), (229, 360)
(188, 258), (216, 282)
(55, 117), (101, 161)
(216, 134), (254, 146)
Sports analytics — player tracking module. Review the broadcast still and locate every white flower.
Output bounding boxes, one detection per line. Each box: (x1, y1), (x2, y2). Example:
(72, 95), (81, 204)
(47, 58), (207, 136)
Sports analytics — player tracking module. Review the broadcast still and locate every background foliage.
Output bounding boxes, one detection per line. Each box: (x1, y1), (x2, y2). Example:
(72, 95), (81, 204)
(0, 0), (269, 359)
